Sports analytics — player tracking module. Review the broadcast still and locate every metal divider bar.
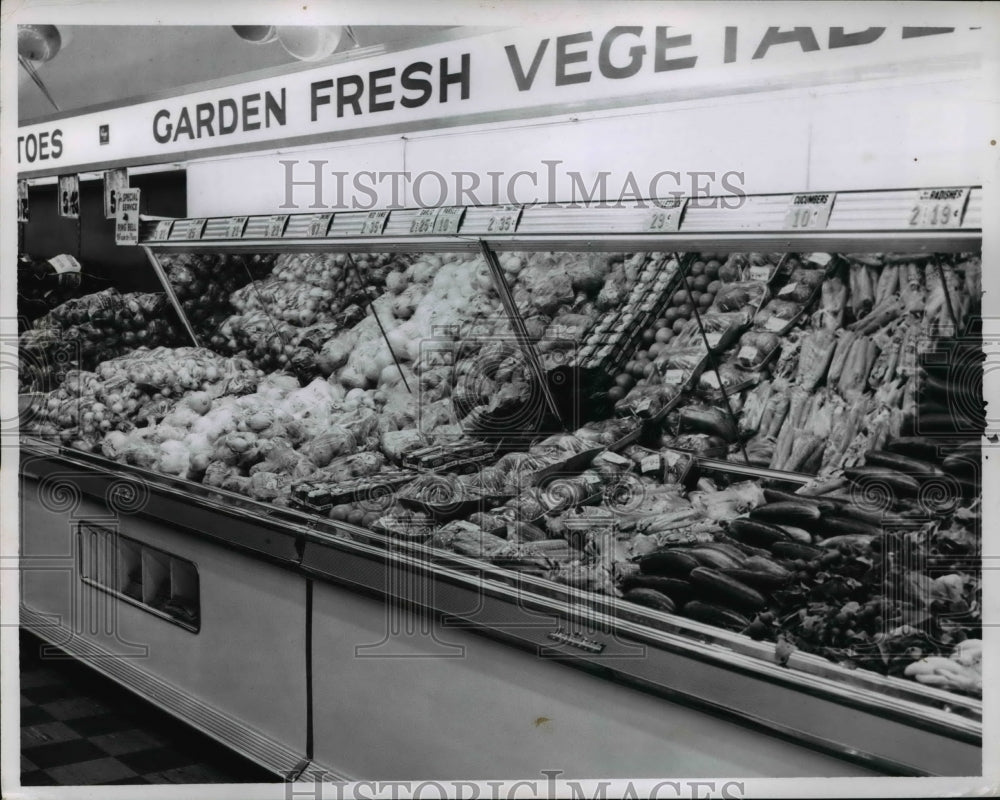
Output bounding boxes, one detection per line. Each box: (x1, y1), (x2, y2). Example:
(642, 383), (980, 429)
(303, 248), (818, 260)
(141, 245), (201, 347)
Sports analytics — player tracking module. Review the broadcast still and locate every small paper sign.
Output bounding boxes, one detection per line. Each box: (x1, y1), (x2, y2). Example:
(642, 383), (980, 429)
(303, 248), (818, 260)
(644, 198), (687, 232)
(226, 216), (248, 239)
(264, 215), (289, 238)
(17, 180), (29, 222)
(360, 210), (389, 235)
(738, 345), (760, 362)
(784, 192), (835, 230)
(484, 204), (522, 234)
(908, 187), (970, 228)
(308, 213), (334, 237)
(433, 206), (465, 234)
(103, 168), (129, 219)
(150, 220), (174, 241)
(409, 208), (438, 234)
(114, 188), (141, 245)
(58, 174), (81, 219)
(662, 369), (686, 384)
(806, 252), (833, 267)
(764, 316), (786, 332)
(749, 265), (771, 282)
(185, 218), (207, 240)
(47, 254), (81, 275)
(640, 454), (662, 474)
(778, 282), (798, 297)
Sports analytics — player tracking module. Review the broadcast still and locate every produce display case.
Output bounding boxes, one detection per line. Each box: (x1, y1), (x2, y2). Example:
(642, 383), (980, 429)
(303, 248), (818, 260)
(19, 186), (984, 778)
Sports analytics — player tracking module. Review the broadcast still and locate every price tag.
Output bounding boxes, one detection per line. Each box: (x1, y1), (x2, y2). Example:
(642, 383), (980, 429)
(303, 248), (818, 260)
(600, 451), (630, 467)
(185, 218), (206, 240)
(409, 208), (438, 234)
(226, 216), (248, 239)
(47, 254), (81, 275)
(662, 369), (686, 384)
(764, 316), (786, 332)
(433, 206), (465, 234)
(705, 332), (722, 348)
(806, 252), (833, 267)
(778, 282), (798, 297)
(308, 213), (334, 237)
(749, 265), (771, 282)
(360, 210), (389, 235)
(783, 192), (835, 230)
(738, 345), (759, 362)
(264, 215), (289, 238)
(640, 454), (661, 474)
(150, 220), (174, 241)
(663, 450), (682, 468)
(484, 204), (523, 234)
(908, 187), (970, 228)
(644, 198), (687, 232)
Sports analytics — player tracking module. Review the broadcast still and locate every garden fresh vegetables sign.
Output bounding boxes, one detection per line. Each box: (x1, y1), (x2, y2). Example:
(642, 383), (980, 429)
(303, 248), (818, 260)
(17, 21), (979, 176)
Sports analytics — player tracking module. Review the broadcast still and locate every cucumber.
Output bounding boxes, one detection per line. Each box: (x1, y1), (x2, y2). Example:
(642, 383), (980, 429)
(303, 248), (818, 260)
(681, 601), (751, 632)
(689, 567), (767, 612)
(762, 488), (837, 513)
(743, 556), (793, 579)
(864, 450), (946, 477)
(843, 465), (920, 496)
(750, 501), (822, 526)
(776, 524), (814, 544)
(817, 534), (875, 549)
(817, 514), (882, 539)
(623, 588), (677, 614)
(684, 546), (743, 570)
(722, 567), (791, 591)
(729, 518), (791, 548)
(770, 540), (824, 562)
(639, 549), (700, 577)
(620, 575), (694, 605)
(690, 541), (749, 566)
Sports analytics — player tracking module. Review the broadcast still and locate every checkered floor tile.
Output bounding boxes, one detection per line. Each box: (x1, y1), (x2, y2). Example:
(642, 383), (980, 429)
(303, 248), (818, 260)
(20, 632), (276, 786)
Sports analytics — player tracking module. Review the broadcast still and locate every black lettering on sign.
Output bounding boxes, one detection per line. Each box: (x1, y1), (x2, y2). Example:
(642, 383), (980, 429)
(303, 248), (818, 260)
(828, 27), (885, 48)
(401, 61), (433, 107)
(753, 27), (821, 59)
(440, 53), (470, 102)
(219, 99), (239, 134)
(338, 75), (364, 117)
(505, 39), (549, 91)
(556, 32), (592, 86)
(243, 93), (261, 130)
(51, 129), (63, 158)
(311, 79), (334, 121)
(369, 67), (395, 113)
(599, 27), (645, 80)
(655, 26), (698, 71)
(195, 103), (215, 138)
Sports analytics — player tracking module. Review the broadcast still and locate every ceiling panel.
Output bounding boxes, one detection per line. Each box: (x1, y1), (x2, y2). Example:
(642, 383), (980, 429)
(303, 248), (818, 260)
(18, 25), (460, 123)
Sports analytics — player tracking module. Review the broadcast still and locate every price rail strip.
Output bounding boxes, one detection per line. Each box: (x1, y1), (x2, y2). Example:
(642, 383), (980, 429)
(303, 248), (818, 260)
(137, 188), (982, 250)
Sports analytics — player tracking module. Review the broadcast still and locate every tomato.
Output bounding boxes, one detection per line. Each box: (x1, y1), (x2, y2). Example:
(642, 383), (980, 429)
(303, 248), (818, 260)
(648, 342), (663, 357)
(699, 293), (713, 307)
(689, 261), (705, 276)
(692, 275), (710, 292)
(705, 262), (720, 280)
(641, 328), (656, 344)
(653, 317), (670, 329)
(672, 290), (688, 306)
(707, 280), (722, 294)
(655, 328), (674, 344)
(607, 386), (626, 403)
(678, 303), (694, 318)
(690, 290), (702, 306)
(614, 373), (635, 390)
(672, 317), (687, 334)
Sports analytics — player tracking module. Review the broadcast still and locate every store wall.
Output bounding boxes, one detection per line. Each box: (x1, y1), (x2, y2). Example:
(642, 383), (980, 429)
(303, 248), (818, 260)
(21, 171), (186, 293)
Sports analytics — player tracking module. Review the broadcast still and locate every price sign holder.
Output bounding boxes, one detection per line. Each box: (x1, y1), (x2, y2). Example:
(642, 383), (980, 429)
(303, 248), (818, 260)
(908, 187), (970, 228)
(149, 220), (174, 241)
(360, 210), (390, 236)
(643, 197), (687, 232)
(186, 219), (207, 240)
(783, 193), (836, 230)
(409, 208), (439, 234)
(433, 206), (466, 234)
(226, 216), (249, 239)
(264, 215), (290, 238)
(308, 213), (334, 237)
(466, 205), (523, 235)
